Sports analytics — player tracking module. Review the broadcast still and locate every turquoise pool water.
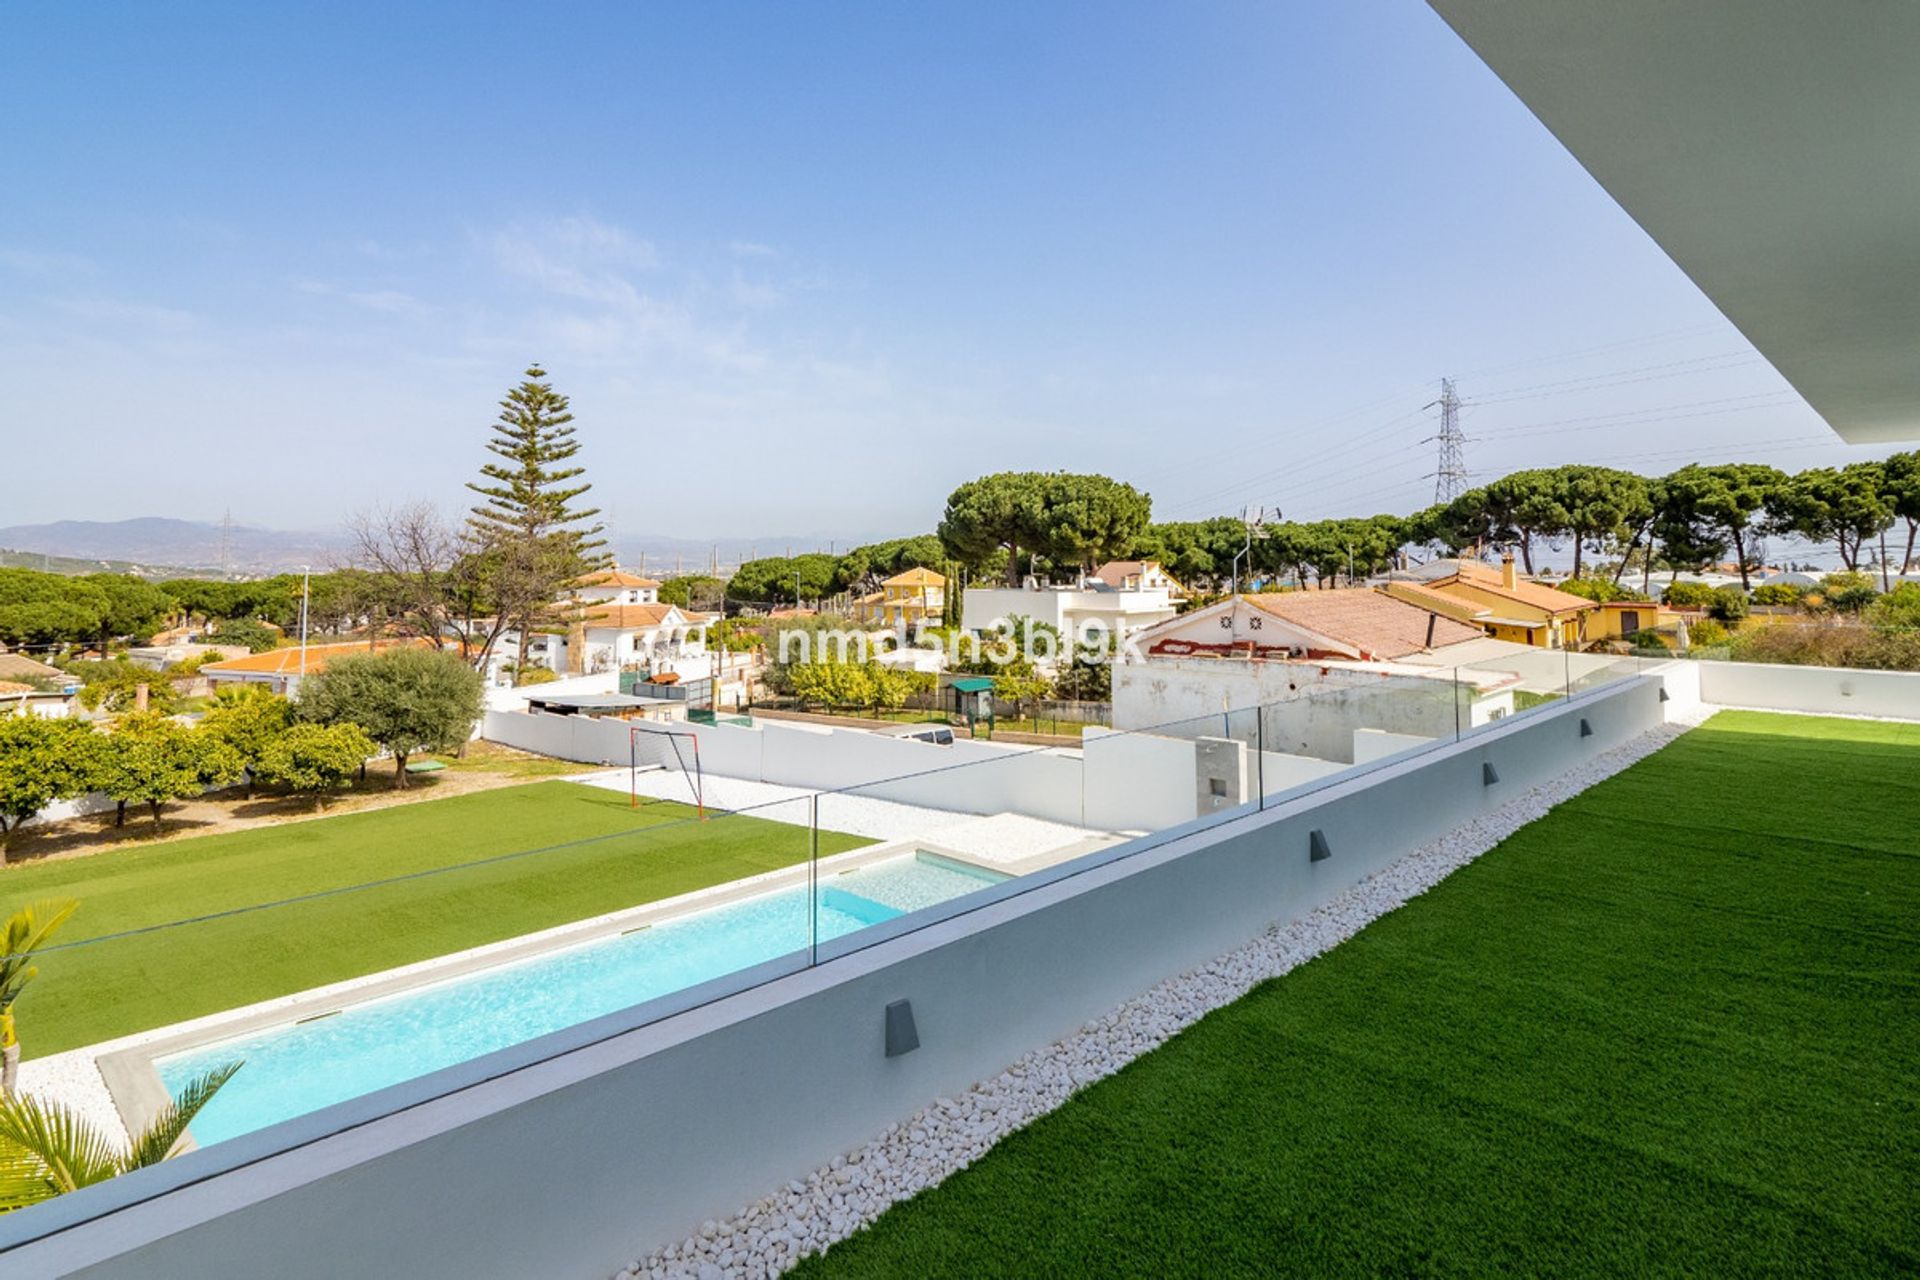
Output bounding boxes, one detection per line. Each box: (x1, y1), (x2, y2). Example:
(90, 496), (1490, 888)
(157, 853), (1006, 1146)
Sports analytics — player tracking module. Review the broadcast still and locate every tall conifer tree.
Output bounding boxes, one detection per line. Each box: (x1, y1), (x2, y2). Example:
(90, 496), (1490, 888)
(466, 365), (608, 671)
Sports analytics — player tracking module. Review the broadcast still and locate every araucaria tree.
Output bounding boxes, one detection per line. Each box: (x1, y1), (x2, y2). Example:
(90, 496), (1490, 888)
(467, 365), (609, 671)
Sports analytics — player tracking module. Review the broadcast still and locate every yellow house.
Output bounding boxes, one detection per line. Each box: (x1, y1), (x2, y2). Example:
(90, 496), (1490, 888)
(1583, 599), (1674, 644)
(1383, 556), (1597, 649)
(852, 567), (947, 627)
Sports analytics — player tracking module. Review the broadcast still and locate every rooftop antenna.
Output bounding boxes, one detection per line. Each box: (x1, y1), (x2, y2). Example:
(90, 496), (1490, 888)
(1230, 504), (1280, 597)
(1426, 377), (1468, 505)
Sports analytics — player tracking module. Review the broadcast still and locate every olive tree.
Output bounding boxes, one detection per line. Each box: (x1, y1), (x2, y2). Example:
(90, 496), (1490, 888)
(295, 648), (485, 788)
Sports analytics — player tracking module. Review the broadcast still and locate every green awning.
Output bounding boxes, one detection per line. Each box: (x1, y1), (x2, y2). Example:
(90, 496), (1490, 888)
(950, 676), (996, 693)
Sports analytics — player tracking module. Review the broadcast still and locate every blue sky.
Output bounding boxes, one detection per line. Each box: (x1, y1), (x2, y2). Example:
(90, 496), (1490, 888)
(0, 1), (1879, 546)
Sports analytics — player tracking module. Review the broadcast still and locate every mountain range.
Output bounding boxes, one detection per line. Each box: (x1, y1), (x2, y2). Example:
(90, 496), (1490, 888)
(0, 518), (877, 578)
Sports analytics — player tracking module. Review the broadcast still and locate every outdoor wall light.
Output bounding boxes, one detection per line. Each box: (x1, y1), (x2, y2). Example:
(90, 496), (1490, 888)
(1658, 687), (1670, 703)
(885, 999), (920, 1057)
(1308, 829), (1332, 862)
(1579, 718), (1594, 738)
(1482, 761), (1499, 786)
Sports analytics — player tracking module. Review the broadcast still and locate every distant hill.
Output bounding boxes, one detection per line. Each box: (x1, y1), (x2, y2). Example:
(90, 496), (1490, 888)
(0, 518), (346, 576)
(0, 518), (891, 580)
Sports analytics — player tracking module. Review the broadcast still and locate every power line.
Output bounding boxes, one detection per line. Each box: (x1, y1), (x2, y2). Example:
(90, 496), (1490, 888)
(1468, 352), (1766, 405)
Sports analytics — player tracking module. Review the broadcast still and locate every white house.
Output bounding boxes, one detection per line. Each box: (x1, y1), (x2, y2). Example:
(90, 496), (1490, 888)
(963, 559), (1184, 640)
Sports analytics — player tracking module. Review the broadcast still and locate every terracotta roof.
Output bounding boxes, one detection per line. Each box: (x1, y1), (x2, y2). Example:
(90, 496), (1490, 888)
(0, 654), (67, 682)
(0, 680), (39, 695)
(202, 639), (428, 677)
(1380, 580), (1492, 621)
(1243, 589), (1484, 659)
(1088, 560), (1154, 587)
(1448, 562), (1598, 615)
(577, 569), (662, 589)
(581, 603), (678, 629)
(882, 567), (945, 587)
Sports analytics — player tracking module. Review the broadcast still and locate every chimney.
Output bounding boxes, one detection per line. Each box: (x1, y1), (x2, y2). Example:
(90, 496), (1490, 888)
(1501, 552), (1518, 591)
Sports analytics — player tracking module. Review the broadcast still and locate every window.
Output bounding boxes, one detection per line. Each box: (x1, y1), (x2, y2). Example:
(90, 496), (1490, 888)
(1620, 611), (1641, 636)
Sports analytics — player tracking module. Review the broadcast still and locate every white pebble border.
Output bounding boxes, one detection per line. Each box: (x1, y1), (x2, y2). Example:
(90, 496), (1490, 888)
(616, 709), (1716, 1280)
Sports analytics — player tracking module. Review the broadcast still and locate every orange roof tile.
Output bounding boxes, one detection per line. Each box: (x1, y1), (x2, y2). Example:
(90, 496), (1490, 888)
(581, 603), (682, 628)
(577, 569), (662, 589)
(1381, 580), (1492, 620)
(1244, 589), (1484, 659)
(1448, 562), (1597, 615)
(202, 639), (428, 676)
(881, 567), (946, 587)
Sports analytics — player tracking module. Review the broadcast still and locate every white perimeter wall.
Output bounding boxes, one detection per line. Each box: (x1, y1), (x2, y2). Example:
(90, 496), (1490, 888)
(1698, 661), (1920, 718)
(1115, 658), (1467, 763)
(483, 709), (1094, 828)
(11, 677), (1669, 1280)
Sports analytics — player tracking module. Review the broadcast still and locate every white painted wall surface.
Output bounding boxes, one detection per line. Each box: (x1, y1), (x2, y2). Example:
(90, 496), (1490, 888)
(1256, 751), (1348, 794)
(1351, 728), (1434, 763)
(1698, 661), (1920, 718)
(9, 678), (1667, 1280)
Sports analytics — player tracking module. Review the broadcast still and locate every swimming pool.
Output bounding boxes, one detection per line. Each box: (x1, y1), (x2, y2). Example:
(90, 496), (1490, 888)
(156, 852), (1006, 1146)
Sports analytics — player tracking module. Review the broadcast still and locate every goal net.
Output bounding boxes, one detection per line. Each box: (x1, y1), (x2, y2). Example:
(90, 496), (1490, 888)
(628, 724), (705, 817)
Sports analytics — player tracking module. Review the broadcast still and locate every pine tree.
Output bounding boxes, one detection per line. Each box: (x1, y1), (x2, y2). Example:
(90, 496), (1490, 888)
(466, 365), (608, 671)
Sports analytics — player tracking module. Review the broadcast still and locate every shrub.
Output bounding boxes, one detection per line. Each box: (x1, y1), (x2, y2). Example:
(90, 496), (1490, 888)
(1685, 618), (1731, 649)
(513, 666), (560, 687)
(1750, 582), (1805, 607)
(1867, 582), (1920, 630)
(1662, 581), (1717, 607)
(1706, 586), (1750, 623)
(1817, 572), (1879, 614)
(1725, 619), (1920, 672)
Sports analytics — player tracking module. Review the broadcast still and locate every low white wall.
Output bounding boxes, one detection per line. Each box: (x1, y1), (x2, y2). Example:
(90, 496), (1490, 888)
(1257, 751), (1348, 793)
(7, 677), (1668, 1280)
(482, 709), (1090, 827)
(1080, 728), (1198, 832)
(1351, 728), (1433, 764)
(1698, 661), (1920, 718)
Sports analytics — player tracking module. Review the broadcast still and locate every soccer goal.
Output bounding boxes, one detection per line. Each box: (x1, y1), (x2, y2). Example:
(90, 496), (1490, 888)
(628, 723), (706, 818)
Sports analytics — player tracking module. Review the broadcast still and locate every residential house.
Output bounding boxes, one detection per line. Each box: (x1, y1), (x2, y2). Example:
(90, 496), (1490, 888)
(964, 564), (1181, 641)
(1116, 589), (1523, 760)
(201, 639), (428, 696)
(574, 569), (662, 606)
(1087, 559), (1188, 596)
(851, 567), (948, 627)
(547, 603), (715, 677)
(1384, 555), (1597, 649)
(0, 653), (81, 718)
(1128, 589), (1487, 665)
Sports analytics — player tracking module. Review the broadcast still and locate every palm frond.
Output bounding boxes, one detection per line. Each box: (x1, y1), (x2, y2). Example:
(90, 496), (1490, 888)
(0, 898), (80, 1005)
(0, 1092), (122, 1195)
(125, 1061), (243, 1171)
(0, 1139), (58, 1213)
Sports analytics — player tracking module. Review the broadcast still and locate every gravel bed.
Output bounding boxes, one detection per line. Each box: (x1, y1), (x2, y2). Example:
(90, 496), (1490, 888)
(615, 711), (1711, 1280)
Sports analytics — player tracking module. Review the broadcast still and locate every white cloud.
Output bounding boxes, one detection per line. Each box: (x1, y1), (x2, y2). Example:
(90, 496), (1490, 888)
(729, 240), (777, 258)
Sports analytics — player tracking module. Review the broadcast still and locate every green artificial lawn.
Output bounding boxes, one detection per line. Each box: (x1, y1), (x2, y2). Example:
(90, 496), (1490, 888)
(1, 781), (866, 1057)
(799, 711), (1920, 1277)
